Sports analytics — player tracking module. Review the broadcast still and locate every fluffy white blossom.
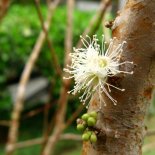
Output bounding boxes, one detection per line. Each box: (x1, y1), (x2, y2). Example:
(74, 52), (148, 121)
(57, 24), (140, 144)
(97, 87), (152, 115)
(64, 35), (133, 108)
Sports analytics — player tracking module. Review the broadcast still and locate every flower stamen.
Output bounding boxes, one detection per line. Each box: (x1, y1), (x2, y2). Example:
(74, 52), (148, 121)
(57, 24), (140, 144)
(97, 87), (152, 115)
(64, 35), (133, 109)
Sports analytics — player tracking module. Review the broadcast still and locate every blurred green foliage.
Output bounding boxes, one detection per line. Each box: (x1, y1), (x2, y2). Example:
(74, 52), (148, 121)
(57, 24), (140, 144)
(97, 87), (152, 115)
(0, 4), (94, 111)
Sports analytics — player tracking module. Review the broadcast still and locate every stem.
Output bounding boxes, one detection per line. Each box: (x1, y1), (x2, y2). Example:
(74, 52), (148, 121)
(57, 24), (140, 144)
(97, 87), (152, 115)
(5, 1), (61, 154)
(35, 0), (62, 76)
(76, 0), (111, 49)
(42, 0), (74, 154)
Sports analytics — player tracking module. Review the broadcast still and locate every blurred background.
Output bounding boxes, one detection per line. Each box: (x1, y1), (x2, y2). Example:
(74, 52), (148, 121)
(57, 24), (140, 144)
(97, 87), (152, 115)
(0, 0), (155, 155)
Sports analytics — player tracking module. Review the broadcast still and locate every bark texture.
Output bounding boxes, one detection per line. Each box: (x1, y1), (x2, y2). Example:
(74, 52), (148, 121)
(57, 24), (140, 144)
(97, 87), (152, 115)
(82, 0), (155, 155)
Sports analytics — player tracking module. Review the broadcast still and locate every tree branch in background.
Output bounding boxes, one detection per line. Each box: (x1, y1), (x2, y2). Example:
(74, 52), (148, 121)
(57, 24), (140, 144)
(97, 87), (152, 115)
(102, 5), (112, 43)
(42, 0), (112, 155)
(34, 2), (62, 149)
(5, 1), (61, 155)
(64, 104), (85, 129)
(146, 130), (155, 137)
(76, 0), (111, 48)
(0, 120), (11, 127)
(35, 0), (62, 76)
(42, 0), (74, 154)
(0, 0), (10, 22)
(12, 130), (155, 151)
(14, 134), (81, 149)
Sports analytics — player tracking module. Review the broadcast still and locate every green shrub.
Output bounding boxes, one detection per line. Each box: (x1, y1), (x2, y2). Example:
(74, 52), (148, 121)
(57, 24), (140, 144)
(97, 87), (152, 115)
(0, 4), (94, 111)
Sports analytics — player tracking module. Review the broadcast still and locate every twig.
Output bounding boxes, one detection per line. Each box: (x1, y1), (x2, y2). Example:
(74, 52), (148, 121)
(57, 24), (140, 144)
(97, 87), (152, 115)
(146, 130), (155, 137)
(46, 0), (51, 6)
(35, 0), (62, 76)
(42, 1), (111, 155)
(41, 103), (52, 153)
(5, 1), (61, 155)
(34, 1), (62, 149)
(0, 0), (10, 22)
(102, 6), (112, 43)
(0, 120), (11, 126)
(14, 134), (81, 149)
(76, 0), (111, 48)
(43, 103), (51, 136)
(42, 0), (74, 154)
(65, 104), (85, 129)
(22, 103), (53, 119)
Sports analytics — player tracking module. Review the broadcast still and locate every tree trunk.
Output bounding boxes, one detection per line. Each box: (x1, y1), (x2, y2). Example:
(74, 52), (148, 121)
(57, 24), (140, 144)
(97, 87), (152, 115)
(82, 0), (155, 155)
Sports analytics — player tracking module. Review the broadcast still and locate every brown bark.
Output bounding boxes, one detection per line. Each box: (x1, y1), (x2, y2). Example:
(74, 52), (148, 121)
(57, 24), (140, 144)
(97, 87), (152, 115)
(82, 0), (155, 155)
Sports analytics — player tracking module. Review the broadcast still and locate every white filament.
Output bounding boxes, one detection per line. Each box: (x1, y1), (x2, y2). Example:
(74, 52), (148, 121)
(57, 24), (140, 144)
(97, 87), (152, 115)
(64, 35), (133, 108)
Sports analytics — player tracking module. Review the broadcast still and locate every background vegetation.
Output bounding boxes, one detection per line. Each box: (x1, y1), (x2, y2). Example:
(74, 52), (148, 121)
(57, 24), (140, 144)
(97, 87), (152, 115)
(0, 1), (155, 155)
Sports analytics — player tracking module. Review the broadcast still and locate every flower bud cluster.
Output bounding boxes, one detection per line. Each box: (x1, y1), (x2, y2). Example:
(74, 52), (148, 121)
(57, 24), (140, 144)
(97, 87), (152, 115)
(64, 35), (133, 108)
(76, 111), (98, 143)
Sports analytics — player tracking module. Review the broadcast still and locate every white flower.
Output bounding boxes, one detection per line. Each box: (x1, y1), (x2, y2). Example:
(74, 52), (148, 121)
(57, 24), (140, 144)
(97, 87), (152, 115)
(64, 35), (133, 108)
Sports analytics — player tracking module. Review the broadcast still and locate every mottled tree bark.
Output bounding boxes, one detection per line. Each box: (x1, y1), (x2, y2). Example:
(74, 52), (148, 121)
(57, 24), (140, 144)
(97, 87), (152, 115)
(82, 0), (155, 155)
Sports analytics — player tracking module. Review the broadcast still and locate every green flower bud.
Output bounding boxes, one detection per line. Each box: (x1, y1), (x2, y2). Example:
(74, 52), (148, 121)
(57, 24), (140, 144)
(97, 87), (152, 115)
(87, 117), (96, 126)
(89, 111), (97, 119)
(81, 113), (90, 121)
(90, 133), (97, 143)
(77, 124), (85, 131)
(86, 131), (92, 137)
(82, 133), (90, 141)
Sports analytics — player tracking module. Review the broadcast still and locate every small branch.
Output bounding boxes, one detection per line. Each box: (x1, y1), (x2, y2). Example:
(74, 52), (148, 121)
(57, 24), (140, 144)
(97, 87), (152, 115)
(60, 133), (81, 141)
(145, 130), (155, 137)
(42, 0), (74, 154)
(102, 6), (112, 43)
(0, 120), (11, 126)
(5, 1), (61, 155)
(76, 0), (111, 48)
(41, 103), (52, 153)
(22, 103), (53, 119)
(34, 0), (62, 76)
(42, 1), (111, 154)
(14, 134), (81, 149)
(65, 104), (84, 129)
(0, 0), (10, 22)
